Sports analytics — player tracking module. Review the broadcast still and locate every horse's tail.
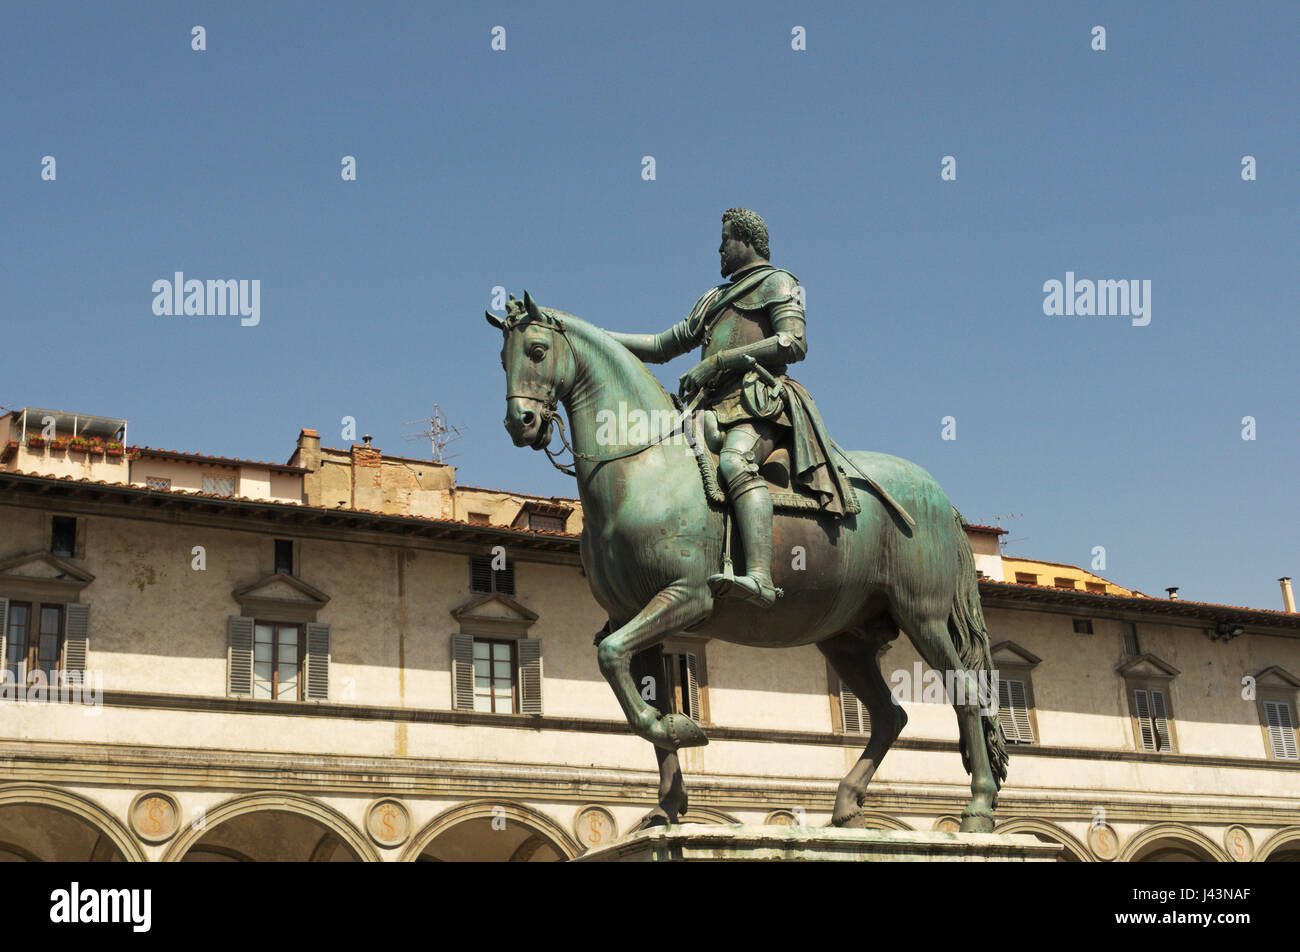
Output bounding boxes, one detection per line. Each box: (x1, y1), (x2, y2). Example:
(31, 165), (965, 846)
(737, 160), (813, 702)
(949, 507), (1009, 794)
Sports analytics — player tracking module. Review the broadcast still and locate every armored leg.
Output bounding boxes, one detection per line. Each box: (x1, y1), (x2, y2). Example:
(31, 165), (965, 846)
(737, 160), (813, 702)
(711, 424), (782, 607)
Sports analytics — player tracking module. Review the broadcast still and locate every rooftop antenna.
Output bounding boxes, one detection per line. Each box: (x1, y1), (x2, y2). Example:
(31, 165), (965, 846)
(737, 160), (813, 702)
(993, 511), (1024, 550)
(403, 405), (467, 462)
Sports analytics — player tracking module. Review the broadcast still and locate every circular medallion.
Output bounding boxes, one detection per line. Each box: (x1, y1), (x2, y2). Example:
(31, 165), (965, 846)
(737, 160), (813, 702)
(933, 816), (962, 834)
(1224, 825), (1253, 862)
(365, 798), (411, 848)
(129, 792), (180, 843)
(1088, 823), (1120, 861)
(765, 809), (806, 827)
(573, 805), (618, 849)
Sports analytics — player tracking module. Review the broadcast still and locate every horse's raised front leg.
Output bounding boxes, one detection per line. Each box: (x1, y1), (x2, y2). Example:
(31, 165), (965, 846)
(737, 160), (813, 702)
(596, 582), (713, 751)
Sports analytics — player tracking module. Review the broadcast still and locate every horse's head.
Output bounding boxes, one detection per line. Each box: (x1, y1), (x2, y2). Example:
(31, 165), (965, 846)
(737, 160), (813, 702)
(486, 292), (577, 450)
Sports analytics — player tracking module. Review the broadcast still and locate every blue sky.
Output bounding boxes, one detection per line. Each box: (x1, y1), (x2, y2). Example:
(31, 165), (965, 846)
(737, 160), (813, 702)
(2, 2), (1296, 610)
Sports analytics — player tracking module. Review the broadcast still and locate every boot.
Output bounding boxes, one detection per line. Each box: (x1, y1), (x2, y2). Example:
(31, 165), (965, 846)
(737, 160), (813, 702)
(709, 483), (782, 607)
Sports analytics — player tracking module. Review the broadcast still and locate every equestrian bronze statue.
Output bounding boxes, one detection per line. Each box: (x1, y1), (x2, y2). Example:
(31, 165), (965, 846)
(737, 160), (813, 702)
(487, 209), (1008, 833)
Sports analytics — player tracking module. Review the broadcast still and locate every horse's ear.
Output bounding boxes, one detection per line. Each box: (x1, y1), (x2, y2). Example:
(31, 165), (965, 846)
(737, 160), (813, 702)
(485, 310), (506, 330)
(523, 290), (544, 323)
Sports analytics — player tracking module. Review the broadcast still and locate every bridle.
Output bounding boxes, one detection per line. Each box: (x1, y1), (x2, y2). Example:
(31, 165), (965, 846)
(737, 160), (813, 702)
(504, 317), (707, 478)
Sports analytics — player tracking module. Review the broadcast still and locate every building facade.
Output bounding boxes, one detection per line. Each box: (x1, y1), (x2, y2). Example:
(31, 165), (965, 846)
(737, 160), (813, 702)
(1, 407), (1298, 862)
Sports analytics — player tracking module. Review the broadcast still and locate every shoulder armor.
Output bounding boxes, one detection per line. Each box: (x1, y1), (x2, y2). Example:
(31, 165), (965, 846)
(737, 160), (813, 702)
(731, 268), (801, 311)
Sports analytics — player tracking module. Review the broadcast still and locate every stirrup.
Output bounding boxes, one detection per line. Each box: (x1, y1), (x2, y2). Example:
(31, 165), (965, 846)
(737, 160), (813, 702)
(708, 572), (783, 607)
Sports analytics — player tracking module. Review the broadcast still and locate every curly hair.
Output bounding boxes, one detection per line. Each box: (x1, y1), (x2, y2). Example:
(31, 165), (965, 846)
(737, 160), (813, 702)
(722, 208), (769, 260)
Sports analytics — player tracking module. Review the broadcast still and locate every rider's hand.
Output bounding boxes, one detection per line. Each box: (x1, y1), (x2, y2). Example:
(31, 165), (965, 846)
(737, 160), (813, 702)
(679, 356), (720, 398)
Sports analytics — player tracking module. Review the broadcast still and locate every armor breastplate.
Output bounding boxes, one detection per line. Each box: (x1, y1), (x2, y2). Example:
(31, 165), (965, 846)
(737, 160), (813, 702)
(702, 305), (784, 372)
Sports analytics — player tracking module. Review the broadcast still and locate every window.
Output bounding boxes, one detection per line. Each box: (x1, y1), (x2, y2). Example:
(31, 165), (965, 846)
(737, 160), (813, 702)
(528, 513), (566, 532)
(253, 622), (301, 700)
(202, 474), (236, 496)
(1122, 622), (1141, 656)
(1014, 572), (1038, 585)
(4, 601), (62, 686)
(473, 638), (516, 713)
(467, 512), (490, 525)
(1263, 700), (1298, 760)
(1085, 582), (1106, 594)
(1072, 619), (1093, 634)
(997, 678), (1036, 744)
(145, 476), (172, 491)
(450, 634), (542, 714)
(663, 650), (703, 724)
(470, 556), (515, 595)
(1054, 577), (1078, 590)
(834, 676), (871, 735)
(1133, 688), (1173, 752)
(274, 539), (294, 575)
(227, 616), (329, 700)
(51, 517), (76, 558)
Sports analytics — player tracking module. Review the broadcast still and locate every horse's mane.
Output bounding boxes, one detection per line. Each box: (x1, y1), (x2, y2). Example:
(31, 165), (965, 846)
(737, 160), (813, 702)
(531, 307), (676, 407)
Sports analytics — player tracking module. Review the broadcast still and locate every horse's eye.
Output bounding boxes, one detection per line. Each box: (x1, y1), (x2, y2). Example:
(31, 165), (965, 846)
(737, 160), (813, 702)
(529, 346), (546, 362)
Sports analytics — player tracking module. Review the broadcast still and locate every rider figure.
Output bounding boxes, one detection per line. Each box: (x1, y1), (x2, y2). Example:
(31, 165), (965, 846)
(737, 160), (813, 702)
(605, 208), (806, 608)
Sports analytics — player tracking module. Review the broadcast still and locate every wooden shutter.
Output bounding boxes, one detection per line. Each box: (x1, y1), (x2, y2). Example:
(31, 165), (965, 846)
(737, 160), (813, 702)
(1003, 678), (1034, 743)
(63, 603), (89, 685)
(838, 680), (870, 734)
(997, 679), (1019, 743)
(1133, 689), (1155, 751)
(518, 638), (543, 715)
(682, 651), (702, 724)
(1150, 689), (1171, 751)
(227, 616), (254, 697)
(451, 634), (475, 710)
(0, 598), (7, 684)
(304, 623), (330, 700)
(470, 558), (492, 594)
(496, 562), (516, 596)
(1264, 700), (1298, 760)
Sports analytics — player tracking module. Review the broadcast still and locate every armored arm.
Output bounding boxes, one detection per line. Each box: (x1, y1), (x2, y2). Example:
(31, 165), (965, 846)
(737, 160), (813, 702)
(605, 319), (697, 364)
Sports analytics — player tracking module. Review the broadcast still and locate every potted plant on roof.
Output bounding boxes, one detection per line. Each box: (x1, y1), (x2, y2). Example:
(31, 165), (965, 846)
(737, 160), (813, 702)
(68, 435), (89, 452)
(26, 435), (46, 450)
(86, 438), (105, 456)
(50, 436), (68, 451)
(125, 445), (141, 460)
(105, 441), (124, 457)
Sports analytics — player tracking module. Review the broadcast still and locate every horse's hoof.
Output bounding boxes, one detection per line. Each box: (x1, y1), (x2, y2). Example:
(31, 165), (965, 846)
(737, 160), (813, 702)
(959, 813), (995, 833)
(662, 713), (709, 750)
(631, 807), (673, 833)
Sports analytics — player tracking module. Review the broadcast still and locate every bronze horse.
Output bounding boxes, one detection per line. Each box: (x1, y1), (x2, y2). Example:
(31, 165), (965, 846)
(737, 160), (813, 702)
(489, 293), (1007, 832)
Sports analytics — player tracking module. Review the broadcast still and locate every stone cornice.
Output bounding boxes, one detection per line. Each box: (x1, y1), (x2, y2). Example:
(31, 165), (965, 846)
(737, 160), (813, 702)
(22, 689), (1300, 775)
(1, 738), (1297, 828)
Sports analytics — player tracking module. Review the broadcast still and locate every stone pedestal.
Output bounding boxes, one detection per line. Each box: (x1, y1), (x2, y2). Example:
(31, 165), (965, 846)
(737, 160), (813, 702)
(575, 824), (1061, 862)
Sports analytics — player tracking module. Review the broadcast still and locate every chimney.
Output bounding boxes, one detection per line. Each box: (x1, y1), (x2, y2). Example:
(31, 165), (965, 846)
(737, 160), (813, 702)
(1166, 587), (1179, 601)
(293, 428), (320, 505)
(1281, 577), (1296, 614)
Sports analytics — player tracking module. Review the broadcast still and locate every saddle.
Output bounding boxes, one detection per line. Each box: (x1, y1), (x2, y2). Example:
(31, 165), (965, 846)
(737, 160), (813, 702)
(687, 409), (835, 513)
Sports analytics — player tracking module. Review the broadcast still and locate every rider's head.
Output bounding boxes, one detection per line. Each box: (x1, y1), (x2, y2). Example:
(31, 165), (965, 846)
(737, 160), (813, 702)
(720, 208), (769, 277)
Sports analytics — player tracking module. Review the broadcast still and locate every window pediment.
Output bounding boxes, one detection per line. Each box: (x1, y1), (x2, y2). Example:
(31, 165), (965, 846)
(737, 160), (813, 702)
(451, 593), (538, 637)
(990, 640), (1042, 668)
(0, 551), (94, 601)
(1116, 653), (1180, 680)
(1253, 666), (1300, 690)
(232, 573), (329, 623)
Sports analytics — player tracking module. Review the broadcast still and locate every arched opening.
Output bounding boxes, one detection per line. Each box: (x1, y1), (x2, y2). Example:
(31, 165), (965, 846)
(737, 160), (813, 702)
(1265, 848), (1300, 862)
(178, 809), (363, 862)
(995, 819), (1088, 862)
(414, 817), (566, 862)
(0, 804), (125, 862)
(1130, 838), (1215, 862)
(405, 801), (579, 862)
